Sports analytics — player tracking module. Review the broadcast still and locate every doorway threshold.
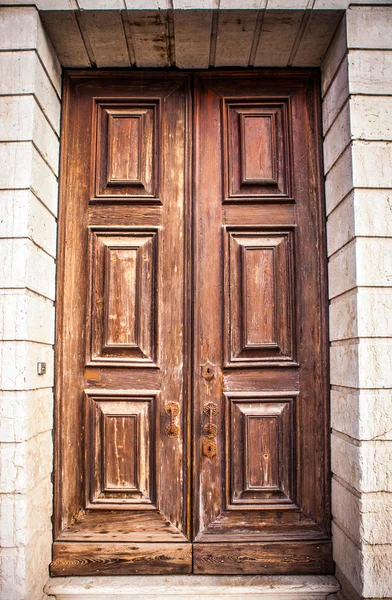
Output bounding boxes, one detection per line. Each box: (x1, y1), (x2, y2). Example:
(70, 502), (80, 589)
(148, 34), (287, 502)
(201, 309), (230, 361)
(45, 575), (339, 599)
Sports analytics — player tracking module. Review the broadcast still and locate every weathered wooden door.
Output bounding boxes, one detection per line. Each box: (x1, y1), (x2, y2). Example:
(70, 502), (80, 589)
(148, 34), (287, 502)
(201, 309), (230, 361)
(52, 71), (332, 576)
(192, 72), (332, 574)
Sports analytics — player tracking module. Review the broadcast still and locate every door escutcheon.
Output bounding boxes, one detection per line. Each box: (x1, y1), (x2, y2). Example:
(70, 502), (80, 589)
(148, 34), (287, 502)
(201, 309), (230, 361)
(203, 439), (217, 459)
(164, 401), (180, 439)
(201, 360), (215, 381)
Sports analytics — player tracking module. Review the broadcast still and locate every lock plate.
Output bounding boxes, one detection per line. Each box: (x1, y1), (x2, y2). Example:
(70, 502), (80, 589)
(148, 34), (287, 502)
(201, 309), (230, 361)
(203, 439), (217, 459)
(201, 360), (215, 381)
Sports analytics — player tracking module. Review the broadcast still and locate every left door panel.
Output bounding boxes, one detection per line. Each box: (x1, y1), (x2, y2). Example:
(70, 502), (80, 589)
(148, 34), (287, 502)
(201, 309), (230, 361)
(51, 73), (192, 576)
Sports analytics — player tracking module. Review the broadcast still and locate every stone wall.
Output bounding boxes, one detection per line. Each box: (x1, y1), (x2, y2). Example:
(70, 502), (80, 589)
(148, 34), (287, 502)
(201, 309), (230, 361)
(321, 7), (392, 599)
(0, 7), (61, 599)
(0, 3), (391, 600)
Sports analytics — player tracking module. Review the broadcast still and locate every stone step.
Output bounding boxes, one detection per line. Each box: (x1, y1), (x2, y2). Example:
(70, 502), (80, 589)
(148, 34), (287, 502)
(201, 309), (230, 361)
(45, 575), (340, 600)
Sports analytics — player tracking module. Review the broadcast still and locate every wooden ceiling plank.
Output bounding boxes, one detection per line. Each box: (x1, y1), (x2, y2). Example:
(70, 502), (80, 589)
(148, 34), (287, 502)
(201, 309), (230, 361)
(253, 10), (303, 67)
(173, 9), (213, 68)
(125, 9), (170, 68)
(40, 10), (91, 67)
(78, 9), (130, 67)
(292, 9), (343, 66)
(214, 9), (259, 67)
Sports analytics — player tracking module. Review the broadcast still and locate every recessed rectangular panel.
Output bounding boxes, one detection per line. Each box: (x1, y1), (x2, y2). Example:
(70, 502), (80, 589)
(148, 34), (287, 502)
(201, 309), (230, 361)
(225, 227), (296, 367)
(93, 101), (159, 200)
(241, 114), (276, 184)
(108, 115), (142, 183)
(85, 391), (156, 508)
(246, 416), (279, 490)
(104, 415), (137, 490)
(224, 101), (292, 201)
(87, 228), (158, 367)
(243, 247), (275, 346)
(106, 247), (138, 346)
(227, 394), (295, 508)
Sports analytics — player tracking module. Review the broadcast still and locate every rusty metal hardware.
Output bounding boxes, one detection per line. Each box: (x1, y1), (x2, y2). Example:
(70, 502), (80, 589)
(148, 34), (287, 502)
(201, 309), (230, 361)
(201, 360), (215, 381)
(164, 402), (180, 439)
(203, 402), (218, 439)
(203, 439), (217, 459)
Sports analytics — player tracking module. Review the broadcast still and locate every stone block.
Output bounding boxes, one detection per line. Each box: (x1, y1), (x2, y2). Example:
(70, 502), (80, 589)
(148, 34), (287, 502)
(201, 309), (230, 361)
(357, 288), (392, 338)
(331, 433), (392, 493)
(330, 341), (359, 388)
(361, 491), (392, 545)
(0, 190), (57, 257)
(0, 430), (53, 494)
(332, 522), (362, 597)
(332, 478), (361, 545)
(0, 238), (56, 300)
(350, 96), (392, 141)
(354, 189), (392, 238)
(25, 529), (53, 600)
(0, 341), (54, 391)
(347, 6), (392, 50)
(323, 101), (351, 175)
(329, 288), (357, 341)
(321, 14), (347, 96)
(0, 51), (60, 134)
(0, 477), (52, 547)
(331, 387), (392, 442)
(322, 55), (349, 134)
(349, 50), (392, 95)
(78, 0), (124, 8)
(328, 238), (356, 299)
(362, 543), (392, 598)
(327, 191), (354, 257)
(356, 237), (392, 288)
(352, 141), (392, 189)
(0, 288), (55, 344)
(0, 6), (61, 95)
(0, 388), (54, 443)
(358, 339), (392, 389)
(324, 145), (353, 216)
(44, 574), (340, 599)
(0, 96), (60, 175)
(0, 142), (58, 215)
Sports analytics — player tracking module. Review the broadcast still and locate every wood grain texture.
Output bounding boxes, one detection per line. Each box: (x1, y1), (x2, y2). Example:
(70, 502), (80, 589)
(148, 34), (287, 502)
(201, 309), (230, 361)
(193, 70), (331, 572)
(53, 73), (192, 574)
(193, 542), (334, 574)
(51, 542), (192, 576)
(55, 69), (330, 576)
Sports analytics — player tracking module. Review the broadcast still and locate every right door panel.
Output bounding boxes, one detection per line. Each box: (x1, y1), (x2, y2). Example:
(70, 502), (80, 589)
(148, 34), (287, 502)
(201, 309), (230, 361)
(193, 71), (332, 574)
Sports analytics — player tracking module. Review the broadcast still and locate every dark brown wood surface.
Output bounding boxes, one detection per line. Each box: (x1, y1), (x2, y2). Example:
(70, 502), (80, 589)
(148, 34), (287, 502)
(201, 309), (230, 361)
(193, 71), (331, 571)
(52, 72), (192, 576)
(53, 70), (331, 576)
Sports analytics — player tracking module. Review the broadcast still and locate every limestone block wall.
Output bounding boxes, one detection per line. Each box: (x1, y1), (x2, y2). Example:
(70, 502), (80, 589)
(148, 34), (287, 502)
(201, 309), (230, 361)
(321, 7), (392, 599)
(0, 7), (61, 599)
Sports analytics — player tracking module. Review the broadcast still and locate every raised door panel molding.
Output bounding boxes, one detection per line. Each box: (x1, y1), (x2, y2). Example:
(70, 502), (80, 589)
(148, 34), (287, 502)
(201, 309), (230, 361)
(223, 100), (292, 202)
(86, 228), (158, 367)
(226, 393), (296, 509)
(84, 390), (157, 509)
(224, 227), (297, 368)
(92, 100), (160, 200)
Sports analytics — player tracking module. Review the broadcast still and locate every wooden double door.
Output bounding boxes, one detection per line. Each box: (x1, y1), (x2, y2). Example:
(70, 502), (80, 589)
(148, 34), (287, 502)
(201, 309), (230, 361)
(52, 71), (332, 576)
